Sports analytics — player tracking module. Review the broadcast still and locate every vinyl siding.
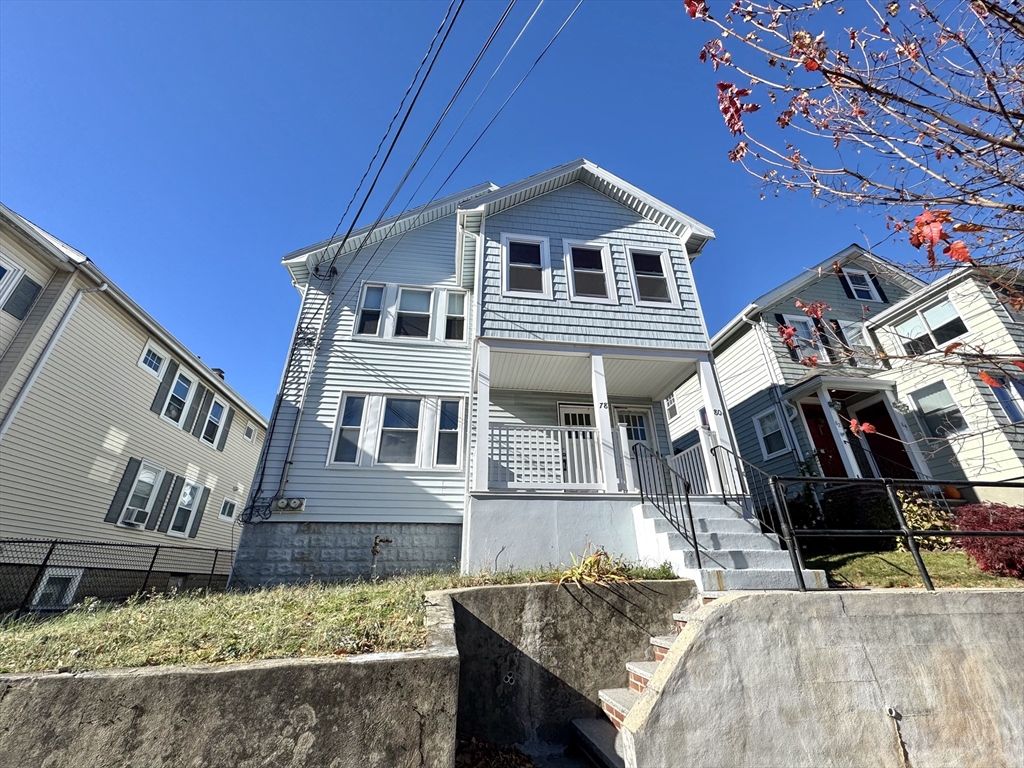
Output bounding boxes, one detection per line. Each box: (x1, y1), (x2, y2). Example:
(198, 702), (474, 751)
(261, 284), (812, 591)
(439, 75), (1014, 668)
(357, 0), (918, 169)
(0, 232), (57, 358)
(264, 215), (472, 524)
(0, 289), (265, 550)
(479, 183), (708, 349)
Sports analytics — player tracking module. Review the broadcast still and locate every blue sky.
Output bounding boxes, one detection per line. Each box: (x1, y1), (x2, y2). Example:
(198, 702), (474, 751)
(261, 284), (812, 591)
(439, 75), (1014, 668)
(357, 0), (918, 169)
(0, 0), (907, 415)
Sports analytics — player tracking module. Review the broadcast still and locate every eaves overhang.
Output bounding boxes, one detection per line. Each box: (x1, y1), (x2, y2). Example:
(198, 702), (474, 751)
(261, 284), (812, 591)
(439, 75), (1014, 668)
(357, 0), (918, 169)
(783, 374), (897, 401)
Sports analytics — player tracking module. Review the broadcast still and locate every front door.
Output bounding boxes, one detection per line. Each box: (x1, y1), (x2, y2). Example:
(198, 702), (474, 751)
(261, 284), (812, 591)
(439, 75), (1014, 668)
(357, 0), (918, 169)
(801, 402), (849, 477)
(851, 400), (919, 479)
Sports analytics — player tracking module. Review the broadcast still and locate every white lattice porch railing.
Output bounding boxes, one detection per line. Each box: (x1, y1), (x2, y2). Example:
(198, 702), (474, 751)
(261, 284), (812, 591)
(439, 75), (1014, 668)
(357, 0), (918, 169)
(488, 424), (604, 490)
(668, 443), (711, 496)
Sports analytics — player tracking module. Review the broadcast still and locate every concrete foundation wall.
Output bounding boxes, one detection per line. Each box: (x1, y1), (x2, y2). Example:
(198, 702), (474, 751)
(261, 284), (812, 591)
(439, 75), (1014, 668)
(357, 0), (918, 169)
(0, 592), (460, 768)
(623, 589), (1024, 768)
(446, 579), (697, 757)
(232, 520), (462, 586)
(463, 495), (641, 573)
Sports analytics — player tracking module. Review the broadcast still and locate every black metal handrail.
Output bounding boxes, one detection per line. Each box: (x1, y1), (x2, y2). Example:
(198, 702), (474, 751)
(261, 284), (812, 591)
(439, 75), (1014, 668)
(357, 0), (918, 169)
(632, 443), (702, 570)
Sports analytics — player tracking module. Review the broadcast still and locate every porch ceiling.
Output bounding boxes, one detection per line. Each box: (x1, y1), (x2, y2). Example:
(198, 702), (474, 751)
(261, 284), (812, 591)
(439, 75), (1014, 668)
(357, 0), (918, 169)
(605, 356), (694, 399)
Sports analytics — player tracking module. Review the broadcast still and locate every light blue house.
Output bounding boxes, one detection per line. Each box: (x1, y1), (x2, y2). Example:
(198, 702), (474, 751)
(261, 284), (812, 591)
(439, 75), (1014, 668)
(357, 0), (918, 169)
(233, 159), (824, 590)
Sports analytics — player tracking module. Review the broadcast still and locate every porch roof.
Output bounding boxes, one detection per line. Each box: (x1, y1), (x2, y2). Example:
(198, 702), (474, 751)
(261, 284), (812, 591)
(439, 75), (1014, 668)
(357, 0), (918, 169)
(783, 375), (896, 401)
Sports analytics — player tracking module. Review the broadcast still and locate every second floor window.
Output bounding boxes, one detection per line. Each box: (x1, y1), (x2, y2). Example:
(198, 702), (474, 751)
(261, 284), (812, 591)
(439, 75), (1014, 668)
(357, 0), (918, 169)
(445, 291), (466, 340)
(783, 315), (829, 362)
(396, 288), (432, 337)
(837, 320), (882, 368)
(357, 285), (385, 335)
(627, 248), (678, 307)
(201, 399), (228, 445)
(665, 394), (678, 420)
(841, 268), (882, 302)
(163, 373), (194, 426)
(502, 234), (551, 298)
(567, 243), (613, 303)
(893, 300), (968, 355)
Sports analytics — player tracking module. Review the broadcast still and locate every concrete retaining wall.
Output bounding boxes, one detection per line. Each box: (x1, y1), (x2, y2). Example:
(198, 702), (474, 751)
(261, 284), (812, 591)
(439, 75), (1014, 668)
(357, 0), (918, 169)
(0, 593), (460, 768)
(232, 521), (462, 586)
(622, 589), (1024, 768)
(446, 579), (697, 757)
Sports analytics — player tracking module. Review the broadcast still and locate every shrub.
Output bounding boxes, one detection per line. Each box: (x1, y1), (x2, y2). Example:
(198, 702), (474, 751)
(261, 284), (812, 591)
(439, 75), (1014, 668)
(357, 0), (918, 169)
(954, 503), (1024, 578)
(895, 491), (955, 552)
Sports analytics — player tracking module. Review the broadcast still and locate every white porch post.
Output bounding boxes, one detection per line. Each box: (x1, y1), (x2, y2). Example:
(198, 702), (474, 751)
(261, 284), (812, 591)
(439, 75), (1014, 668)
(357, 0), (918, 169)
(591, 353), (618, 493)
(473, 343), (491, 492)
(697, 356), (741, 494)
(815, 386), (862, 478)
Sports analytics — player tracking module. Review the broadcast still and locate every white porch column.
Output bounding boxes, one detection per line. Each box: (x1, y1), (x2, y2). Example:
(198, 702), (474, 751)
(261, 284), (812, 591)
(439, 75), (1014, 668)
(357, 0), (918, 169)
(591, 353), (618, 493)
(815, 386), (862, 478)
(697, 356), (742, 493)
(473, 343), (491, 492)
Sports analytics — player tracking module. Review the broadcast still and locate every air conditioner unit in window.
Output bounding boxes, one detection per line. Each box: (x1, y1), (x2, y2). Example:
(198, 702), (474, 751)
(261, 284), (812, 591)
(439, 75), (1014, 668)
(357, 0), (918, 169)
(273, 497), (306, 513)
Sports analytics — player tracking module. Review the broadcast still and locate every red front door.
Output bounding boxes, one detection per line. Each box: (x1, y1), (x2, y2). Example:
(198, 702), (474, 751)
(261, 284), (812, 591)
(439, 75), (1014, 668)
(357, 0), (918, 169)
(853, 401), (918, 479)
(801, 403), (848, 477)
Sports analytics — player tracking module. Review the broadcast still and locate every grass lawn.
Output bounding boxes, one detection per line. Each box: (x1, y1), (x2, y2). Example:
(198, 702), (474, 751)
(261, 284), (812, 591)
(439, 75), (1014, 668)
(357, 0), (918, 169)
(806, 550), (1024, 589)
(0, 563), (673, 675)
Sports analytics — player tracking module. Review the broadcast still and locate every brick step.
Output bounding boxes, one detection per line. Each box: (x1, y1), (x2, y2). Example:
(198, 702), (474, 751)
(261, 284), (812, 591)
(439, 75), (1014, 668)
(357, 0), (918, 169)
(672, 611), (693, 631)
(650, 634), (676, 662)
(626, 661), (660, 695)
(598, 687), (639, 731)
(571, 717), (625, 768)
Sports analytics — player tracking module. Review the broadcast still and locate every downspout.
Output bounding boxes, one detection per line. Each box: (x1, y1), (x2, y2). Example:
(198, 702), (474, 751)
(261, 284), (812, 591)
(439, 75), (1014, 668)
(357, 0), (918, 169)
(0, 282), (109, 442)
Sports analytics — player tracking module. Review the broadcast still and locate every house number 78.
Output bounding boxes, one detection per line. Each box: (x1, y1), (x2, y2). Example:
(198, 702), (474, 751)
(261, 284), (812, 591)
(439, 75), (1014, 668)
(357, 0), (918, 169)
(599, 403), (609, 408)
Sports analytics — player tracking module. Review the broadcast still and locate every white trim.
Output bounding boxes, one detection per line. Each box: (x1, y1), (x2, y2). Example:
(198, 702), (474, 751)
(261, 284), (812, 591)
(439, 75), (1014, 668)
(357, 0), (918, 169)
(563, 239), (617, 305)
(0, 251), (27, 308)
(199, 396), (230, 446)
(752, 406), (790, 461)
(841, 267), (883, 303)
(219, 497), (239, 522)
(500, 233), (552, 300)
(907, 378), (972, 438)
(137, 340), (169, 379)
(31, 567), (84, 609)
(166, 479), (204, 538)
(118, 460), (167, 528)
(625, 246), (681, 308)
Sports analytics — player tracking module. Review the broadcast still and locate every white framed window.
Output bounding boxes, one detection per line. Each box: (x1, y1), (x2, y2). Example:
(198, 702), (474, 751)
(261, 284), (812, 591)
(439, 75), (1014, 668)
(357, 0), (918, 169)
(0, 252), (25, 307)
(909, 380), (969, 438)
(200, 397), (229, 445)
(434, 399), (462, 466)
(219, 498), (238, 521)
(244, 422), (256, 442)
(893, 299), (969, 356)
(167, 479), (203, 537)
(664, 393), (678, 420)
(565, 240), (615, 304)
(988, 375), (1024, 425)
(332, 394), (366, 464)
(990, 282), (1024, 324)
(841, 268), (882, 302)
(356, 284), (385, 336)
(444, 290), (467, 341)
(120, 461), (166, 528)
(377, 397), (421, 465)
(31, 567), (84, 610)
(395, 287), (433, 338)
(837, 320), (882, 368)
(138, 341), (168, 379)
(162, 371), (195, 427)
(501, 233), (552, 299)
(783, 314), (829, 362)
(626, 247), (679, 307)
(753, 407), (790, 460)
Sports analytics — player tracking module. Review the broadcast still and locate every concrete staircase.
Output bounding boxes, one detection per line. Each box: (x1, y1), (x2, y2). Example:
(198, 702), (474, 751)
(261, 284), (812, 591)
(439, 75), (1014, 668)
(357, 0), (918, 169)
(571, 603), (708, 767)
(632, 498), (827, 591)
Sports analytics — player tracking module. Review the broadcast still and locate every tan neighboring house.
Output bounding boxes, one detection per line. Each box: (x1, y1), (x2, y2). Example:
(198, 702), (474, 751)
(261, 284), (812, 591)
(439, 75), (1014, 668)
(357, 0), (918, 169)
(0, 203), (267, 609)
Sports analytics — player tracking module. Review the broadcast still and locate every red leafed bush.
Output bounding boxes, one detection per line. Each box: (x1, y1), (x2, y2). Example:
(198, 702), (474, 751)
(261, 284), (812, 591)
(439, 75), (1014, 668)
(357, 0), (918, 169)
(954, 503), (1024, 578)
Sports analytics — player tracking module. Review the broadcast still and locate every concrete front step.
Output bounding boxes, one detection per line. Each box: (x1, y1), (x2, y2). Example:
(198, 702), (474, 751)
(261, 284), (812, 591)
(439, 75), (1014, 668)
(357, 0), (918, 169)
(571, 718), (625, 768)
(691, 515), (766, 533)
(698, 567), (829, 591)
(662, 528), (782, 552)
(676, 547), (795, 570)
(598, 687), (639, 731)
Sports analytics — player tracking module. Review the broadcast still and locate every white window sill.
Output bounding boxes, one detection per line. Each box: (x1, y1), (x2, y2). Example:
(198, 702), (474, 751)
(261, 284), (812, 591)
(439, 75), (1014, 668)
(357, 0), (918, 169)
(500, 290), (554, 301)
(325, 462), (464, 473)
(633, 299), (681, 310)
(568, 295), (619, 306)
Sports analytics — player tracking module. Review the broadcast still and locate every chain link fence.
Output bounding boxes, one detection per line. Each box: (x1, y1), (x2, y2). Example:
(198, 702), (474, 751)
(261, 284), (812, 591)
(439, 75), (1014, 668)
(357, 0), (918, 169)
(0, 539), (234, 615)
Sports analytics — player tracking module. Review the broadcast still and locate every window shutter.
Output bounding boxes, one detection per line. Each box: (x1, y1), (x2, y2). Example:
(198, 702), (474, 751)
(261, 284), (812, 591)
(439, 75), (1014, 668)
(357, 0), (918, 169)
(145, 473), (176, 530)
(868, 273), (889, 303)
(215, 408), (235, 451)
(812, 317), (835, 363)
(828, 319), (855, 367)
(158, 476), (185, 533)
(188, 488), (211, 538)
(190, 390), (215, 438)
(1, 276), (43, 320)
(183, 384), (209, 433)
(774, 313), (800, 361)
(105, 457), (141, 523)
(150, 360), (180, 414)
(837, 273), (855, 299)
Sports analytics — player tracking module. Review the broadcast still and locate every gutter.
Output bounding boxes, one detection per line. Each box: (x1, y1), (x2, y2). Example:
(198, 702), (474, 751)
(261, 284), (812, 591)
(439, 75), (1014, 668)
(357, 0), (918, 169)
(0, 282), (108, 442)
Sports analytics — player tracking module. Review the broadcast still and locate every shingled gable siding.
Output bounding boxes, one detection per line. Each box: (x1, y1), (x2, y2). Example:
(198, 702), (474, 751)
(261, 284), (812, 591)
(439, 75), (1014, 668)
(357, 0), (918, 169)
(480, 183), (708, 349)
(0, 290), (263, 550)
(265, 215), (472, 524)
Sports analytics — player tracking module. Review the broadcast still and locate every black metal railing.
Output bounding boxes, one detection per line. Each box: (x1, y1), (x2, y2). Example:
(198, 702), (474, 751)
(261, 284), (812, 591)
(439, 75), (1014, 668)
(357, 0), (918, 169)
(632, 443), (702, 569)
(0, 539), (234, 615)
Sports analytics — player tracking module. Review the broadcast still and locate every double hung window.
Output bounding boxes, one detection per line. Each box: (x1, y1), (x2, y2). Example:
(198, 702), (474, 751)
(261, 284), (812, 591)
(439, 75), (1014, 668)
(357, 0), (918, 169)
(0, 254), (21, 306)
(502, 234), (551, 298)
(989, 375), (1024, 424)
(168, 480), (202, 537)
(838, 320), (881, 367)
(783, 315), (829, 362)
(566, 242), (614, 303)
(378, 398), (421, 464)
(333, 395), (366, 464)
(435, 400), (461, 466)
(445, 291), (466, 340)
(120, 461), (165, 527)
(753, 408), (789, 459)
(841, 268), (882, 302)
(201, 399), (228, 445)
(910, 381), (968, 437)
(357, 285), (385, 335)
(893, 300), (968, 355)
(396, 289), (432, 338)
(627, 248), (676, 306)
(665, 394), (678, 420)
(220, 499), (237, 521)
(163, 372), (194, 426)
